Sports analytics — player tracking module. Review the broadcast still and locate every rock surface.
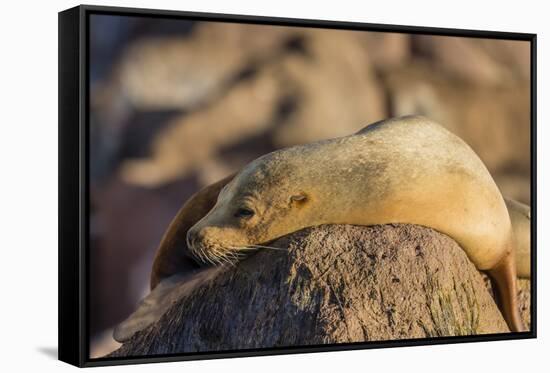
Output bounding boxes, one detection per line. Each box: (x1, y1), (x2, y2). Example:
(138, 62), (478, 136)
(108, 224), (530, 357)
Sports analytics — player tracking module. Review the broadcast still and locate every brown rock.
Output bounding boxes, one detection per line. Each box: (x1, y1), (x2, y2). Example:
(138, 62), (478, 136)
(108, 224), (528, 357)
(517, 279), (531, 329)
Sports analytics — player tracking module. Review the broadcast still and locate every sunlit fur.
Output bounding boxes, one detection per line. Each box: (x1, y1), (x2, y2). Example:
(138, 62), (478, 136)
(186, 115), (513, 273)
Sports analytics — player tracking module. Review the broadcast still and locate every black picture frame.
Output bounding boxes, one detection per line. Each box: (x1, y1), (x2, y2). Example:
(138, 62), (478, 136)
(58, 4), (537, 368)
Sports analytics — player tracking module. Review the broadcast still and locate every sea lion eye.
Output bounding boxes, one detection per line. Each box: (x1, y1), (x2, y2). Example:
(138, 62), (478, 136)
(290, 193), (308, 204)
(235, 208), (255, 219)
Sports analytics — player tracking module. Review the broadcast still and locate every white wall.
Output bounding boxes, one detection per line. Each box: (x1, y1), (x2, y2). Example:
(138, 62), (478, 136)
(0, 0), (547, 371)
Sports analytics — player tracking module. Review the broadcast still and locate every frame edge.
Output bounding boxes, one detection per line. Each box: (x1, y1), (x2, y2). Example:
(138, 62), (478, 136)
(58, 5), (84, 368)
(61, 4), (537, 367)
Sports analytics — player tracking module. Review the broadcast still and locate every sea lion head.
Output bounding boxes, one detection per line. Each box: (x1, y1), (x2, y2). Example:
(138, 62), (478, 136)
(186, 152), (312, 266)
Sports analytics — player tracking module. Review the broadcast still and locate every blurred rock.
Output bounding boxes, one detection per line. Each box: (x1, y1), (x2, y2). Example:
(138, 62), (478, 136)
(272, 28), (386, 146)
(119, 64), (287, 187)
(361, 32), (411, 70)
(476, 38), (531, 81)
(494, 173), (531, 204)
(92, 23), (531, 193)
(118, 27), (387, 187)
(89, 175), (200, 335)
(411, 35), (529, 86)
(107, 23), (296, 111)
(90, 22), (296, 183)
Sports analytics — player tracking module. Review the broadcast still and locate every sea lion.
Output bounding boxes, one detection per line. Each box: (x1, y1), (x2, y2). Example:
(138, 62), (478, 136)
(151, 185), (531, 287)
(150, 115), (528, 332)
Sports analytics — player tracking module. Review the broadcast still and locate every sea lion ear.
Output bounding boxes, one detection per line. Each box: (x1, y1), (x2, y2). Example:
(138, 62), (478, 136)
(290, 193), (308, 205)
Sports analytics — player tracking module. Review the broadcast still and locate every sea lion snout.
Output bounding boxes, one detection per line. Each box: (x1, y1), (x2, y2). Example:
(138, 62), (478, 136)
(186, 226), (218, 258)
(185, 227), (206, 264)
(186, 227), (201, 252)
(186, 219), (252, 266)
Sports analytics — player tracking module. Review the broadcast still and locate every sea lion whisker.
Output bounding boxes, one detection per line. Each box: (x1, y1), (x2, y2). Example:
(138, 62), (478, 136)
(197, 248), (207, 262)
(220, 257), (233, 267)
(226, 246), (246, 266)
(228, 246), (257, 251)
(228, 245), (287, 254)
(223, 250), (239, 263)
(202, 251), (212, 265)
(226, 249), (247, 261)
(213, 256), (224, 266)
(248, 244), (288, 251)
(211, 249), (225, 266)
(206, 247), (222, 266)
(233, 249), (245, 257)
(195, 244), (208, 262)
(216, 247), (236, 267)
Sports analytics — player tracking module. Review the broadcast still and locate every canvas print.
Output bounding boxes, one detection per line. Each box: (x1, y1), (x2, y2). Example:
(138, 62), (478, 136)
(87, 13), (532, 359)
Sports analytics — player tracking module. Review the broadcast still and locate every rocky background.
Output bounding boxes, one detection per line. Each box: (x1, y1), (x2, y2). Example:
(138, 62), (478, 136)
(88, 14), (531, 357)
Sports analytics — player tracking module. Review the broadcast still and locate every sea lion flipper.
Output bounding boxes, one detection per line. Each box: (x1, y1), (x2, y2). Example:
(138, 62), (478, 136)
(150, 174), (235, 289)
(114, 274), (186, 342)
(487, 251), (526, 332)
(115, 268), (223, 342)
(504, 197), (531, 278)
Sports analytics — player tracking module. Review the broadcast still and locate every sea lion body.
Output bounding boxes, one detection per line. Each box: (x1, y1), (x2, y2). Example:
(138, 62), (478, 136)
(152, 115), (527, 332)
(189, 116), (511, 271)
(505, 198), (531, 278)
